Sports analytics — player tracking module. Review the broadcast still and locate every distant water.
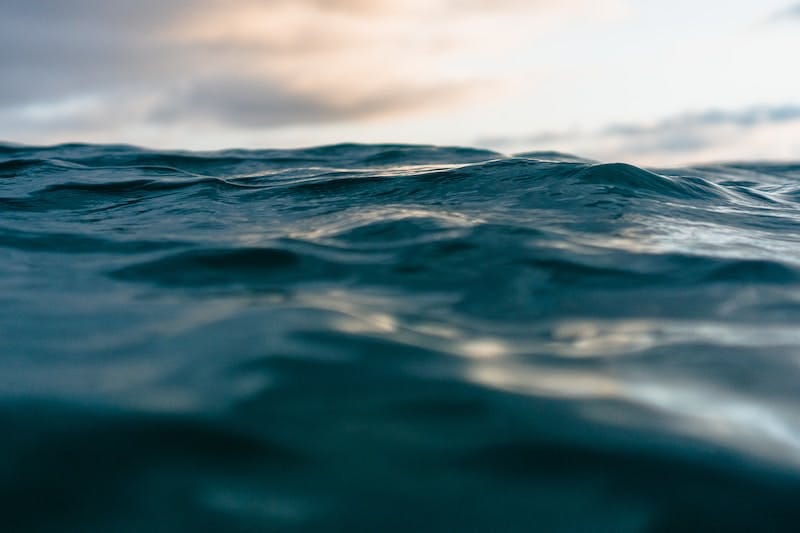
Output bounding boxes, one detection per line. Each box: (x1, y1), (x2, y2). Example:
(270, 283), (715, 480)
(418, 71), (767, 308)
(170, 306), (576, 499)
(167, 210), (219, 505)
(4, 142), (800, 531)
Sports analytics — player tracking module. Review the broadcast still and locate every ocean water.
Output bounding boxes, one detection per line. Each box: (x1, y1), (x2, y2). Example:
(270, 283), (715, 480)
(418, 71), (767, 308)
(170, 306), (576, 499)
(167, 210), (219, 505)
(3, 142), (800, 531)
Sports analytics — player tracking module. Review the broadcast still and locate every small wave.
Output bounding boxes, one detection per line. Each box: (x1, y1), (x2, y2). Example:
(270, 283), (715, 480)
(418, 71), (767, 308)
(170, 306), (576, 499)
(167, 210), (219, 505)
(0, 227), (184, 254)
(573, 162), (727, 200)
(112, 247), (349, 288)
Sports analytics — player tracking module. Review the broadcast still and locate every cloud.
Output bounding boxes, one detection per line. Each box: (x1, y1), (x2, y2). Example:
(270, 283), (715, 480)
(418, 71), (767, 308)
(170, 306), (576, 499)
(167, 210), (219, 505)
(0, 0), (628, 147)
(0, 0), (600, 139)
(603, 105), (800, 140)
(773, 3), (800, 19)
(153, 75), (480, 128)
(0, 1), (200, 107)
(788, 4), (800, 16)
(479, 104), (800, 165)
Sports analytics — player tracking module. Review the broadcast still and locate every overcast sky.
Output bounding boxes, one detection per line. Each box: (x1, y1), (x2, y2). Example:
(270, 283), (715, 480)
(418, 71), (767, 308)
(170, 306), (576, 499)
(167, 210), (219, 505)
(2, 0), (799, 164)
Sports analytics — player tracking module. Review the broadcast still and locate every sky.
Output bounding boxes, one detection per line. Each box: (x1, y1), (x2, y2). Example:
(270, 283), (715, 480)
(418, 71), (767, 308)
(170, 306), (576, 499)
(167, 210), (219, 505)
(2, 0), (800, 165)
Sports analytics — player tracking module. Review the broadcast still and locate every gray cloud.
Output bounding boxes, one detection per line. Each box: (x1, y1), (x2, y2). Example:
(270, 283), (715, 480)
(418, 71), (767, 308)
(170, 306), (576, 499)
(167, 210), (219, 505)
(153, 76), (474, 128)
(602, 105), (800, 142)
(2, 0), (192, 27)
(479, 104), (800, 163)
(0, 1), (199, 107)
(769, 3), (800, 21)
(0, 0), (525, 137)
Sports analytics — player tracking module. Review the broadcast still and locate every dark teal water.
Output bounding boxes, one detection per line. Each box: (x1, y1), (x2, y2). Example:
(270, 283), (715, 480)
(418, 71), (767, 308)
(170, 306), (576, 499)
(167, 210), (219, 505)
(3, 142), (800, 531)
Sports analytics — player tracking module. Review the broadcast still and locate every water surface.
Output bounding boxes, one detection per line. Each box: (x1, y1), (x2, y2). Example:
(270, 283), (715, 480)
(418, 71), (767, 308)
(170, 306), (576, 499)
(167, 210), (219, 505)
(3, 143), (800, 531)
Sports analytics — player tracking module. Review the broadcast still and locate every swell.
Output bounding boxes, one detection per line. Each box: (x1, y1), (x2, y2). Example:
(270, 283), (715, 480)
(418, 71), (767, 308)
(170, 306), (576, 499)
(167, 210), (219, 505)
(0, 227), (185, 254)
(111, 247), (350, 287)
(108, 236), (800, 293)
(1, 149), (785, 210)
(280, 158), (748, 206)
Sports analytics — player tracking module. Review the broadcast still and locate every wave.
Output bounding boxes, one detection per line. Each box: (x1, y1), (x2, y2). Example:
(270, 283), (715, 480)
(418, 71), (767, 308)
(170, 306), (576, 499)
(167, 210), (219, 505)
(4, 142), (800, 530)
